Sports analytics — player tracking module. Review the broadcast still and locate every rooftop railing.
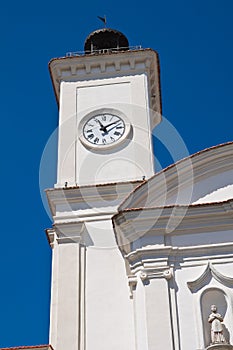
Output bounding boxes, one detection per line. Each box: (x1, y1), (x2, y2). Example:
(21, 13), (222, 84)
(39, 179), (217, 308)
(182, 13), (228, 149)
(66, 45), (142, 57)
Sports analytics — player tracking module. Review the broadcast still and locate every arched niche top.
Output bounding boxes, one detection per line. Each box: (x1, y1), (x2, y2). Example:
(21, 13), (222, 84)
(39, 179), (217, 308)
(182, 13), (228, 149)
(206, 344), (233, 350)
(187, 262), (233, 293)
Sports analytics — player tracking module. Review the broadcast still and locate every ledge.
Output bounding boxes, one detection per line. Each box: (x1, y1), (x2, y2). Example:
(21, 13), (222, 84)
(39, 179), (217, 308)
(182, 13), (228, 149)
(113, 199), (233, 254)
(48, 48), (162, 115)
(46, 180), (143, 218)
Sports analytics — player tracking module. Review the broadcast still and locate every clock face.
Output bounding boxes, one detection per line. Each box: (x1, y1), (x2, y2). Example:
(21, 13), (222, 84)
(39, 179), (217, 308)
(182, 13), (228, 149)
(82, 113), (126, 147)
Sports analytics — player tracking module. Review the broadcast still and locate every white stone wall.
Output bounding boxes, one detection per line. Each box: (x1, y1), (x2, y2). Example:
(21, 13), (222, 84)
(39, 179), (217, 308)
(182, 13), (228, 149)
(85, 219), (136, 350)
(57, 74), (155, 187)
(175, 262), (233, 350)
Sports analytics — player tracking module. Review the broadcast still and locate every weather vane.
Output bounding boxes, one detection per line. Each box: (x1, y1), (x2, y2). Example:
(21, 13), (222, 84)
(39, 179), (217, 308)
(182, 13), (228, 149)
(97, 15), (107, 28)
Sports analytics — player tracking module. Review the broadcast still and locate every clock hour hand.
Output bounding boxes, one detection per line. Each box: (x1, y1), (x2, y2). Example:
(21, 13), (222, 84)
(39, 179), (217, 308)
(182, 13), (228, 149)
(96, 119), (109, 133)
(96, 119), (105, 128)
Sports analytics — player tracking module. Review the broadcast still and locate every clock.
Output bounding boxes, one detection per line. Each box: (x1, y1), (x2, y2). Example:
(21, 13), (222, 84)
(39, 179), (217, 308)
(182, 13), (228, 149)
(79, 109), (131, 149)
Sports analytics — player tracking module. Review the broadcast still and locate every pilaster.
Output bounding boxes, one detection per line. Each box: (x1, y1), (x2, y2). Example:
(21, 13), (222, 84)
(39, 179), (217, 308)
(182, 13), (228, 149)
(48, 224), (86, 350)
(132, 266), (174, 350)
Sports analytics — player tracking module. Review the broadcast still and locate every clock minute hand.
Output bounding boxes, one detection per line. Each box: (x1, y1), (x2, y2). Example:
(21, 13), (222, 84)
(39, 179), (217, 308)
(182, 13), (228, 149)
(105, 121), (122, 133)
(104, 121), (119, 129)
(101, 122), (121, 136)
(100, 120), (118, 132)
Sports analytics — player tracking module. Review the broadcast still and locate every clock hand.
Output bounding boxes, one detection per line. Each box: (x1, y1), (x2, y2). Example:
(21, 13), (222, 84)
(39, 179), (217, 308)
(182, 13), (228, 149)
(101, 122), (121, 136)
(104, 120), (119, 129)
(95, 119), (110, 133)
(105, 122), (122, 133)
(96, 119), (105, 129)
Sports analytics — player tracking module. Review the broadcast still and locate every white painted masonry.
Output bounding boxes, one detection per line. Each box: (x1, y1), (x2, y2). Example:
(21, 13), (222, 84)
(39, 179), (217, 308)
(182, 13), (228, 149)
(44, 30), (233, 350)
(49, 49), (161, 187)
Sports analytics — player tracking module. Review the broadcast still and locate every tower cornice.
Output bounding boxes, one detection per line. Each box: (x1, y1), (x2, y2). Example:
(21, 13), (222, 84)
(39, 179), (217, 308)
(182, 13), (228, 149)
(46, 180), (143, 221)
(49, 48), (162, 115)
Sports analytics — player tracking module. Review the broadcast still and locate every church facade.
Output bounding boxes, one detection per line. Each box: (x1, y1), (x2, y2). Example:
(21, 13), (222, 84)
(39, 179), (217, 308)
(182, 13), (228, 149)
(2, 28), (233, 350)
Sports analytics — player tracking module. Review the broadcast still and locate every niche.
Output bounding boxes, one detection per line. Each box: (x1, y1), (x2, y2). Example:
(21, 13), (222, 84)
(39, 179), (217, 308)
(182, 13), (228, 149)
(201, 288), (230, 347)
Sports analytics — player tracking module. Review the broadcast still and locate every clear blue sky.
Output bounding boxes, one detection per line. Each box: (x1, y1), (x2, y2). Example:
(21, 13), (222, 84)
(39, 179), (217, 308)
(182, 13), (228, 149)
(0, 0), (232, 347)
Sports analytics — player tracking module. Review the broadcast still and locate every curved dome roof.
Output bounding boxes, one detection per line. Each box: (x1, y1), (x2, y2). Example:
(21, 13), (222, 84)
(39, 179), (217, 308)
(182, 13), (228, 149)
(119, 141), (233, 211)
(84, 28), (129, 53)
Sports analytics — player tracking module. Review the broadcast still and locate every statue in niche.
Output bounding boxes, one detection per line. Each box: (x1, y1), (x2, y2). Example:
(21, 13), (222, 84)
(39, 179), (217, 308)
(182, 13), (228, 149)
(208, 305), (226, 344)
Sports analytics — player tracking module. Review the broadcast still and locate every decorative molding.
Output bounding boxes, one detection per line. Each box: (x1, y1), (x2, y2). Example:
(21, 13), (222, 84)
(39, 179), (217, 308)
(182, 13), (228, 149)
(46, 180), (143, 219)
(125, 247), (171, 269)
(45, 228), (55, 248)
(114, 200), (233, 256)
(49, 49), (161, 114)
(120, 243), (233, 275)
(187, 262), (233, 292)
(139, 268), (173, 281)
(206, 344), (233, 350)
(127, 267), (172, 297)
(46, 222), (85, 246)
(128, 275), (138, 298)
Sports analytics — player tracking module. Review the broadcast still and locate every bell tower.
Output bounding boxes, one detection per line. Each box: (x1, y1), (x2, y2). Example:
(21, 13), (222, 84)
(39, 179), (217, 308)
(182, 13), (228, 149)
(46, 29), (162, 350)
(49, 28), (162, 187)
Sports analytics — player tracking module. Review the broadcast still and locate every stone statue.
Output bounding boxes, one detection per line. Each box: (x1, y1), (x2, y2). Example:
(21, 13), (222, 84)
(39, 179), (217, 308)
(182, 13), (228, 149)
(208, 305), (226, 344)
